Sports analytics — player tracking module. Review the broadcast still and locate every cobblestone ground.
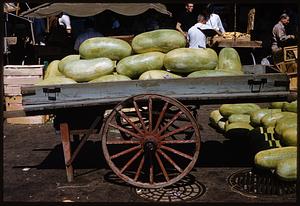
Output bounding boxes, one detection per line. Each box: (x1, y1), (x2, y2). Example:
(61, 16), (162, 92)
(3, 104), (296, 203)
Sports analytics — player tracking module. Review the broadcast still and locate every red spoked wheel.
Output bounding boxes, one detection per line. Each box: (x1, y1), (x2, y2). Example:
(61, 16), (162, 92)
(101, 94), (201, 188)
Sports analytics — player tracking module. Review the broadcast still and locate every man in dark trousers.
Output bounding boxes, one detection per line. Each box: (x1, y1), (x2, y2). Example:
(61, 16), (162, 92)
(176, 3), (197, 38)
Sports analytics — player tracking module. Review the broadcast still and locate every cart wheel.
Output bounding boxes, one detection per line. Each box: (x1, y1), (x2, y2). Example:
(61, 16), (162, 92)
(102, 94), (201, 188)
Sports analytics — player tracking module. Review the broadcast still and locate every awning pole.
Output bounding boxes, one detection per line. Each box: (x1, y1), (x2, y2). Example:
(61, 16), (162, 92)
(30, 20), (36, 45)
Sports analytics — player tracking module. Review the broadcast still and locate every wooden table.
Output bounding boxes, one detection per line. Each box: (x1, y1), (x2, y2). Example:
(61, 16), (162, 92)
(211, 37), (262, 48)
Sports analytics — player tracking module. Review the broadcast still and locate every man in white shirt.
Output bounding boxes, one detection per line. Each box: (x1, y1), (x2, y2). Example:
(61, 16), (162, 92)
(59, 13), (72, 34)
(204, 4), (225, 34)
(187, 14), (208, 48)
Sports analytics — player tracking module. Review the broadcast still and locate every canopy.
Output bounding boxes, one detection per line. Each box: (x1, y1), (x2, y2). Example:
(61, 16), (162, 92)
(4, 3), (19, 13)
(20, 3), (172, 18)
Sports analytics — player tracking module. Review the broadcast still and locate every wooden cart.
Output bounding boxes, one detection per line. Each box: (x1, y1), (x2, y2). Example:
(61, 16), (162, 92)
(6, 67), (292, 189)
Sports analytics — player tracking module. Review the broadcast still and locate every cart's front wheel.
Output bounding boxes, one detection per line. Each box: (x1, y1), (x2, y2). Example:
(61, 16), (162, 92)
(102, 94), (201, 188)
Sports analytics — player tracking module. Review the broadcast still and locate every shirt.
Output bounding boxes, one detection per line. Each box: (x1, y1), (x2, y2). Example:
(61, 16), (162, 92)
(187, 23), (206, 48)
(177, 11), (197, 32)
(59, 14), (71, 30)
(271, 21), (290, 50)
(205, 13), (225, 33)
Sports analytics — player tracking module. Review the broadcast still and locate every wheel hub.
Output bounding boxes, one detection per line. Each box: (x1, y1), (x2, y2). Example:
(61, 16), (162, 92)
(143, 140), (157, 154)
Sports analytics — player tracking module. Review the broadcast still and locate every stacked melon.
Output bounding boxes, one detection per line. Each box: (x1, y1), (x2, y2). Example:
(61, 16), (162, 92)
(37, 29), (245, 85)
(209, 100), (297, 181)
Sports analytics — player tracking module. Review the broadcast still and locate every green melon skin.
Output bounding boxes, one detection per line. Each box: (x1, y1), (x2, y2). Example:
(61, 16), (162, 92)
(282, 101), (297, 113)
(62, 58), (114, 82)
(261, 112), (297, 128)
(35, 76), (77, 85)
(250, 109), (282, 126)
(217, 47), (242, 72)
(281, 127), (297, 146)
(274, 116), (297, 137)
(187, 69), (241, 77)
(138, 70), (182, 80)
(164, 48), (218, 74)
(116, 52), (165, 79)
(219, 103), (261, 118)
(44, 60), (64, 79)
(254, 146), (297, 169)
(209, 110), (223, 126)
(228, 114), (250, 123)
(131, 29), (186, 54)
(276, 157), (297, 181)
(89, 74), (131, 83)
(269, 102), (286, 109)
(79, 37), (132, 60)
(58, 54), (81, 73)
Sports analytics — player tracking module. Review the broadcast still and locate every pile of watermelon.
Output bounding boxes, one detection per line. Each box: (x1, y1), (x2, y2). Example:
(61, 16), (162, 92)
(37, 29), (244, 85)
(209, 101), (297, 181)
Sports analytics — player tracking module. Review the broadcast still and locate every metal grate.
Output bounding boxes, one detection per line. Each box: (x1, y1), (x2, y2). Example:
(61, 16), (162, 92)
(132, 175), (205, 202)
(228, 168), (296, 197)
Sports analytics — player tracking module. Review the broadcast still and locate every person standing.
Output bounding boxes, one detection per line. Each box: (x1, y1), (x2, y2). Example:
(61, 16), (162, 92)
(187, 14), (208, 48)
(203, 4), (225, 34)
(176, 3), (197, 38)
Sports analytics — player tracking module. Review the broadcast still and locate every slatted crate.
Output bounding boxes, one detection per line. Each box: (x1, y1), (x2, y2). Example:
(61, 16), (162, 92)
(4, 65), (49, 124)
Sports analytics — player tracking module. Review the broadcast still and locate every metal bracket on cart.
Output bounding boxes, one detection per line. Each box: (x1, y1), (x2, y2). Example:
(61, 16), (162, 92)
(43, 87), (61, 101)
(248, 78), (267, 93)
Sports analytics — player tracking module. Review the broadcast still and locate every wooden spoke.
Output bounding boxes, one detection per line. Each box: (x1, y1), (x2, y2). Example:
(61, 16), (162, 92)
(155, 152), (169, 181)
(161, 140), (196, 144)
(133, 100), (147, 131)
(117, 110), (144, 135)
(134, 156), (145, 181)
(158, 123), (193, 141)
(150, 162), (154, 184)
(109, 123), (142, 139)
(148, 96), (153, 132)
(160, 145), (193, 160)
(157, 149), (183, 173)
(110, 145), (141, 160)
(102, 94), (201, 188)
(157, 111), (183, 135)
(120, 149), (143, 174)
(153, 102), (169, 133)
(106, 140), (140, 145)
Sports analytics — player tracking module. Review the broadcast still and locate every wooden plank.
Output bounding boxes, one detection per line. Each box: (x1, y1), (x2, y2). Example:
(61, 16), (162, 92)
(4, 76), (42, 85)
(22, 73), (289, 106)
(6, 115), (48, 125)
(5, 96), (22, 104)
(4, 65), (44, 69)
(5, 102), (23, 111)
(3, 110), (27, 118)
(4, 85), (22, 96)
(4, 68), (43, 76)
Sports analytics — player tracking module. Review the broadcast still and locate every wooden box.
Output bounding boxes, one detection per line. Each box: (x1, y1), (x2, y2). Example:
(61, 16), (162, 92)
(4, 65), (44, 96)
(4, 65), (48, 124)
(5, 96), (49, 125)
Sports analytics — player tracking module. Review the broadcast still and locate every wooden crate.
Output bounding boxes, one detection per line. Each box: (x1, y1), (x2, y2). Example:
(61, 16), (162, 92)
(4, 65), (44, 96)
(275, 61), (297, 91)
(5, 96), (49, 125)
(4, 65), (48, 124)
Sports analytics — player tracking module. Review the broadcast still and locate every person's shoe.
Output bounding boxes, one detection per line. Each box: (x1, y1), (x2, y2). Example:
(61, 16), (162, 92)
(39, 42), (46, 46)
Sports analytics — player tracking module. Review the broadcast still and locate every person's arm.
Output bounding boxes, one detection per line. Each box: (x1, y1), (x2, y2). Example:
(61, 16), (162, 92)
(277, 28), (295, 41)
(176, 22), (187, 37)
